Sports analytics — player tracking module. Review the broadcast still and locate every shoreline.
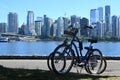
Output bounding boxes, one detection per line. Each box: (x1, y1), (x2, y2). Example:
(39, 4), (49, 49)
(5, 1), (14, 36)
(0, 55), (120, 60)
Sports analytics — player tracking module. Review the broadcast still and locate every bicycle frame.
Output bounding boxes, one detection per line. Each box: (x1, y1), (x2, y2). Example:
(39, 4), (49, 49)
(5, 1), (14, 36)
(63, 35), (94, 63)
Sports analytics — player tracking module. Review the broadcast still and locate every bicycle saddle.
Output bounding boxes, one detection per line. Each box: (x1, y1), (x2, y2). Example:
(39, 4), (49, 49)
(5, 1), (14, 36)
(88, 39), (97, 43)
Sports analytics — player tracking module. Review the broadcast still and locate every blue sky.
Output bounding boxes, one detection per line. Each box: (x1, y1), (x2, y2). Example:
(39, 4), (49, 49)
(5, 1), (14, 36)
(0, 0), (120, 26)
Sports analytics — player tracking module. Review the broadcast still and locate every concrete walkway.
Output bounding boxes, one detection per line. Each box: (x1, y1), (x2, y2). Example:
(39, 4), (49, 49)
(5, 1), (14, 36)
(0, 60), (120, 76)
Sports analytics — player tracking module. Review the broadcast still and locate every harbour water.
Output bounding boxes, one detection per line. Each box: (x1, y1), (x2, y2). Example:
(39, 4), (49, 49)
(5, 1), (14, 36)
(0, 41), (120, 56)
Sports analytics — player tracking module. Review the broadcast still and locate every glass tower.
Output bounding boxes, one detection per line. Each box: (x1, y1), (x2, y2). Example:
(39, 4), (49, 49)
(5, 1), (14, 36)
(105, 5), (111, 36)
(26, 11), (36, 36)
(90, 9), (99, 24)
(98, 7), (103, 21)
(8, 12), (18, 33)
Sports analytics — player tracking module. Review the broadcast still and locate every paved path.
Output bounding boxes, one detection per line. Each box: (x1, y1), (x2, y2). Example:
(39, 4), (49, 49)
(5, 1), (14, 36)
(0, 60), (120, 76)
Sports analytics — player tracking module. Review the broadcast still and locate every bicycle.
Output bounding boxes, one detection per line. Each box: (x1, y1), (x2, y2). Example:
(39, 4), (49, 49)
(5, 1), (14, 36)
(50, 25), (107, 75)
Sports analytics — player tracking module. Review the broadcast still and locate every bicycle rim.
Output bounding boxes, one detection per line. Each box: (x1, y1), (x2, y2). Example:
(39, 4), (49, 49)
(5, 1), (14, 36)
(86, 49), (104, 74)
(51, 45), (74, 75)
(47, 53), (53, 71)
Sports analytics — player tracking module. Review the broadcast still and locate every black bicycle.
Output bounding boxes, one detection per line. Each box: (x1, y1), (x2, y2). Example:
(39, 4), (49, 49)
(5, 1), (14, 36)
(48, 25), (107, 75)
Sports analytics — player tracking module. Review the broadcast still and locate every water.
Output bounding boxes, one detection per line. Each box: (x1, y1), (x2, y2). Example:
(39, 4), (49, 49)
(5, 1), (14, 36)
(0, 41), (120, 56)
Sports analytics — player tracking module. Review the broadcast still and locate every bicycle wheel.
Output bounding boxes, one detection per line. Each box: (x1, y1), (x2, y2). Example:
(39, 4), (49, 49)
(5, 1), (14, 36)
(47, 52), (53, 71)
(51, 44), (75, 75)
(97, 57), (107, 74)
(86, 49), (106, 74)
(47, 52), (66, 71)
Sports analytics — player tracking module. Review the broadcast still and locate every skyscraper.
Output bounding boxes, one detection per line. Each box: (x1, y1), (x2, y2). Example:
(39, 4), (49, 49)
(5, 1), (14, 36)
(25, 11), (36, 36)
(35, 18), (43, 36)
(98, 7), (103, 21)
(90, 9), (99, 24)
(112, 15), (117, 36)
(42, 15), (53, 37)
(0, 23), (7, 33)
(105, 5), (111, 36)
(116, 17), (120, 37)
(56, 17), (64, 37)
(71, 15), (80, 26)
(80, 17), (89, 36)
(8, 12), (18, 33)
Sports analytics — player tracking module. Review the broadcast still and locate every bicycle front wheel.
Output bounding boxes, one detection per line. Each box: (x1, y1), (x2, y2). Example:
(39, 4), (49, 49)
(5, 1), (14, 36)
(47, 52), (53, 71)
(86, 49), (106, 74)
(51, 44), (75, 75)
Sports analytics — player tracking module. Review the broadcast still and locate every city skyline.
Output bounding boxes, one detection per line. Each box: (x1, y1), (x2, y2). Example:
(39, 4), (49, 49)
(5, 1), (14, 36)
(0, 0), (120, 25)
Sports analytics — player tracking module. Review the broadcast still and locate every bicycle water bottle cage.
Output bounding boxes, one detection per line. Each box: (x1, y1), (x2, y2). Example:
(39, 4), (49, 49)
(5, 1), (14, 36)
(88, 39), (97, 43)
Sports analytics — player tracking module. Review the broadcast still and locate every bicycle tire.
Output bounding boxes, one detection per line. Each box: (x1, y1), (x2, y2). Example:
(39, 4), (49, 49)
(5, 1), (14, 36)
(47, 52), (53, 71)
(97, 57), (107, 74)
(85, 49), (106, 74)
(51, 44), (75, 75)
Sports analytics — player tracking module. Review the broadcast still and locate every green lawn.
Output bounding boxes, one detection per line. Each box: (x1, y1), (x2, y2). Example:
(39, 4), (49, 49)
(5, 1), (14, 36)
(0, 65), (120, 80)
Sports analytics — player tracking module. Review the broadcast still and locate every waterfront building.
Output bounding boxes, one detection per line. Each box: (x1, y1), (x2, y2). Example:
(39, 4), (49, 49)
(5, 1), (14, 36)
(116, 17), (120, 37)
(80, 17), (89, 36)
(90, 7), (104, 37)
(25, 11), (36, 36)
(0, 23), (7, 33)
(96, 21), (105, 37)
(71, 15), (80, 26)
(90, 9), (99, 24)
(90, 9), (99, 36)
(112, 15), (117, 36)
(105, 5), (111, 36)
(98, 7), (104, 21)
(56, 17), (64, 37)
(35, 18), (43, 36)
(19, 23), (26, 35)
(8, 12), (18, 34)
(50, 21), (57, 37)
(63, 17), (70, 30)
(42, 15), (53, 38)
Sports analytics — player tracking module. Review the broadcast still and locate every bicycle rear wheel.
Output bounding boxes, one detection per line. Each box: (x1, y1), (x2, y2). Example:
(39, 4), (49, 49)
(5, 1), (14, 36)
(51, 44), (75, 75)
(97, 57), (107, 74)
(86, 49), (106, 74)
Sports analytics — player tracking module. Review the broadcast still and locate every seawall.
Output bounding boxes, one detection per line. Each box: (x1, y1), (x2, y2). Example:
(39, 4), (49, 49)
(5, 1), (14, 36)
(0, 56), (120, 60)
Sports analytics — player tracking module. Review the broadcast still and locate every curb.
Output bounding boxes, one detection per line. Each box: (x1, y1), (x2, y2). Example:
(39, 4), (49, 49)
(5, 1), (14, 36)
(0, 56), (120, 60)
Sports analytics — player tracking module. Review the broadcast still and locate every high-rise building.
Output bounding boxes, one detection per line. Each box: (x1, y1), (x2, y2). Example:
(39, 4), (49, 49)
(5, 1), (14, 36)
(35, 18), (43, 36)
(98, 7), (103, 21)
(8, 12), (18, 33)
(105, 5), (111, 36)
(25, 11), (36, 36)
(0, 23), (7, 33)
(50, 21), (57, 37)
(116, 17), (120, 37)
(56, 17), (64, 37)
(19, 23), (26, 35)
(63, 17), (70, 30)
(90, 9), (99, 24)
(71, 15), (80, 26)
(80, 17), (89, 36)
(112, 15), (117, 36)
(90, 7), (104, 37)
(42, 15), (53, 37)
(96, 21), (105, 37)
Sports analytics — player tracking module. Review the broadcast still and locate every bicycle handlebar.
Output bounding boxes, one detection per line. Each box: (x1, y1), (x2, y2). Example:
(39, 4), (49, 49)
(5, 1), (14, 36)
(64, 25), (93, 36)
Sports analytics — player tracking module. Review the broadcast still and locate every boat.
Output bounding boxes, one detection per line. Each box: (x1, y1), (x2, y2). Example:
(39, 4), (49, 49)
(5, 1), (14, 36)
(0, 37), (9, 42)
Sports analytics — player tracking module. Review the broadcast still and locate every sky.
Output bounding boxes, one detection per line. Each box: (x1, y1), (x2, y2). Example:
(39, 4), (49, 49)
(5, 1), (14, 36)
(0, 0), (120, 26)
